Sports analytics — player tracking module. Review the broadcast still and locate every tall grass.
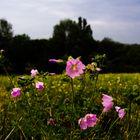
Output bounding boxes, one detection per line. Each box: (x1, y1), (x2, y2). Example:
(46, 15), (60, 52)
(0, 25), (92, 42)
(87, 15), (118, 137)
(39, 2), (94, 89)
(0, 73), (140, 139)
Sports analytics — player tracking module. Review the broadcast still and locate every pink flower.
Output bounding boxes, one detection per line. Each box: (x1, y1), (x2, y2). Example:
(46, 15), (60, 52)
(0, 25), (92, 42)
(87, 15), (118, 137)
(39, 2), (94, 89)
(31, 69), (38, 77)
(49, 59), (63, 63)
(48, 118), (56, 126)
(115, 106), (126, 119)
(78, 114), (98, 130)
(96, 68), (102, 72)
(66, 58), (85, 79)
(35, 81), (44, 91)
(78, 117), (88, 130)
(115, 106), (121, 112)
(85, 114), (98, 127)
(118, 109), (125, 119)
(11, 88), (21, 97)
(102, 94), (113, 112)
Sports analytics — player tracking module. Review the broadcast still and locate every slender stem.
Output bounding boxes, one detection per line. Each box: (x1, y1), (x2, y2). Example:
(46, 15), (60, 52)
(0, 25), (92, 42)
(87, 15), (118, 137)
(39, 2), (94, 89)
(104, 118), (119, 140)
(71, 78), (75, 114)
(69, 78), (75, 139)
(94, 72), (99, 91)
(1, 104), (8, 136)
(18, 125), (27, 140)
(97, 111), (104, 123)
(46, 93), (52, 117)
(4, 127), (16, 140)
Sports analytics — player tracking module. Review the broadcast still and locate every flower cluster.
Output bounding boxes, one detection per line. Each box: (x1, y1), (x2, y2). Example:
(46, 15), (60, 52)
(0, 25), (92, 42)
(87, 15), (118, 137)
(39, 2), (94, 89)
(10, 57), (126, 134)
(102, 94), (126, 120)
(11, 69), (45, 98)
(86, 62), (102, 72)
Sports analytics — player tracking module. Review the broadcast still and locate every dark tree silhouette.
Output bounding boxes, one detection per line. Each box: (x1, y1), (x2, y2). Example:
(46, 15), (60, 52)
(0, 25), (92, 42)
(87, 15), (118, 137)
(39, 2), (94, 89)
(0, 17), (140, 74)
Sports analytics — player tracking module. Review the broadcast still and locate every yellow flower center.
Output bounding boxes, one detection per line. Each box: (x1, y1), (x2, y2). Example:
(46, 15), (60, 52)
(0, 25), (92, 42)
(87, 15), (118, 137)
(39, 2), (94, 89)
(72, 64), (77, 71)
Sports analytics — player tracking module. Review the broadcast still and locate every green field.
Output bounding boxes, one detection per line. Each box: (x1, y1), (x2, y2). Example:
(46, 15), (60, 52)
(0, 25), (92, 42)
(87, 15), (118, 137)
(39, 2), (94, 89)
(0, 73), (140, 139)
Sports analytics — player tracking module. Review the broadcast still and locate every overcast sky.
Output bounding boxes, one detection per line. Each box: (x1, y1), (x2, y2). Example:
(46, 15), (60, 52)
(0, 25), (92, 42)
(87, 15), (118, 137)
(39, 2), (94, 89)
(0, 0), (140, 44)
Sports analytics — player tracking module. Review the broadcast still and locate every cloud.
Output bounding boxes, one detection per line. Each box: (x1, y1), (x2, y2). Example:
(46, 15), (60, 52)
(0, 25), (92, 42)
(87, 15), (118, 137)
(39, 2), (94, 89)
(0, 0), (140, 43)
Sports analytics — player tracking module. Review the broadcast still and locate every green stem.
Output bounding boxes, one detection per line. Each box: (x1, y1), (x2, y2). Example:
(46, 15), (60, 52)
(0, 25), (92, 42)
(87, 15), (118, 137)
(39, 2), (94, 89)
(1, 104), (8, 136)
(71, 78), (75, 115)
(94, 72), (99, 90)
(4, 127), (16, 140)
(104, 118), (119, 140)
(46, 93), (52, 117)
(97, 111), (104, 123)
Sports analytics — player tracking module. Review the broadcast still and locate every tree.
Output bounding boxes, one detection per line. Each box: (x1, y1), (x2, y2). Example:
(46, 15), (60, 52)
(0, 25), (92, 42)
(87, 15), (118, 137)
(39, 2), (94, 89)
(52, 19), (79, 57)
(0, 18), (13, 52)
(77, 17), (95, 63)
(78, 17), (93, 38)
(52, 17), (95, 63)
(13, 34), (30, 43)
(0, 18), (13, 39)
(0, 19), (13, 72)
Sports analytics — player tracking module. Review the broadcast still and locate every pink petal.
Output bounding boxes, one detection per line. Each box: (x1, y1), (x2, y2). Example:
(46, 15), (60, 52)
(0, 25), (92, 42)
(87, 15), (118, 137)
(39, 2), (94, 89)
(102, 94), (113, 112)
(66, 58), (85, 79)
(85, 114), (98, 127)
(118, 109), (126, 119)
(78, 118), (88, 130)
(115, 106), (121, 112)
(11, 88), (21, 97)
(35, 82), (44, 91)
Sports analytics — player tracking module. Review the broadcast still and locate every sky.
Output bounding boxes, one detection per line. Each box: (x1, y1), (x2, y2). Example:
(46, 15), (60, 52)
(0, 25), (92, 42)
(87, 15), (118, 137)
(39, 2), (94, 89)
(0, 0), (140, 44)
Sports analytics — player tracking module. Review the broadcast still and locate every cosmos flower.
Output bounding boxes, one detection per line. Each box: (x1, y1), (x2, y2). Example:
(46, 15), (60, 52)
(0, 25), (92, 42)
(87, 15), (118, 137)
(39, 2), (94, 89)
(78, 113), (98, 130)
(66, 58), (85, 79)
(11, 88), (21, 97)
(31, 69), (38, 77)
(35, 81), (44, 91)
(115, 106), (126, 119)
(102, 94), (113, 112)
(85, 114), (98, 127)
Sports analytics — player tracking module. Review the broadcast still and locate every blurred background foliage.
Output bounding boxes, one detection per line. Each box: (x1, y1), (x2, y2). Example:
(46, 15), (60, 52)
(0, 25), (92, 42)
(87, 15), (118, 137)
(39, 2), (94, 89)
(0, 17), (140, 74)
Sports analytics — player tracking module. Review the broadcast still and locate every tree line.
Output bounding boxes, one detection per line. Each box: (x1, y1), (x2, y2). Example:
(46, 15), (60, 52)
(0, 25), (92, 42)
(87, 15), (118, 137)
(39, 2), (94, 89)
(0, 17), (140, 74)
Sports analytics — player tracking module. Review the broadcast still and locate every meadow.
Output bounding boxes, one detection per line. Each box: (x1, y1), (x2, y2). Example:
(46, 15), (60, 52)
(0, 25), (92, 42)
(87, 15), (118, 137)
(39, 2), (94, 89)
(1, 17), (140, 140)
(0, 70), (140, 139)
